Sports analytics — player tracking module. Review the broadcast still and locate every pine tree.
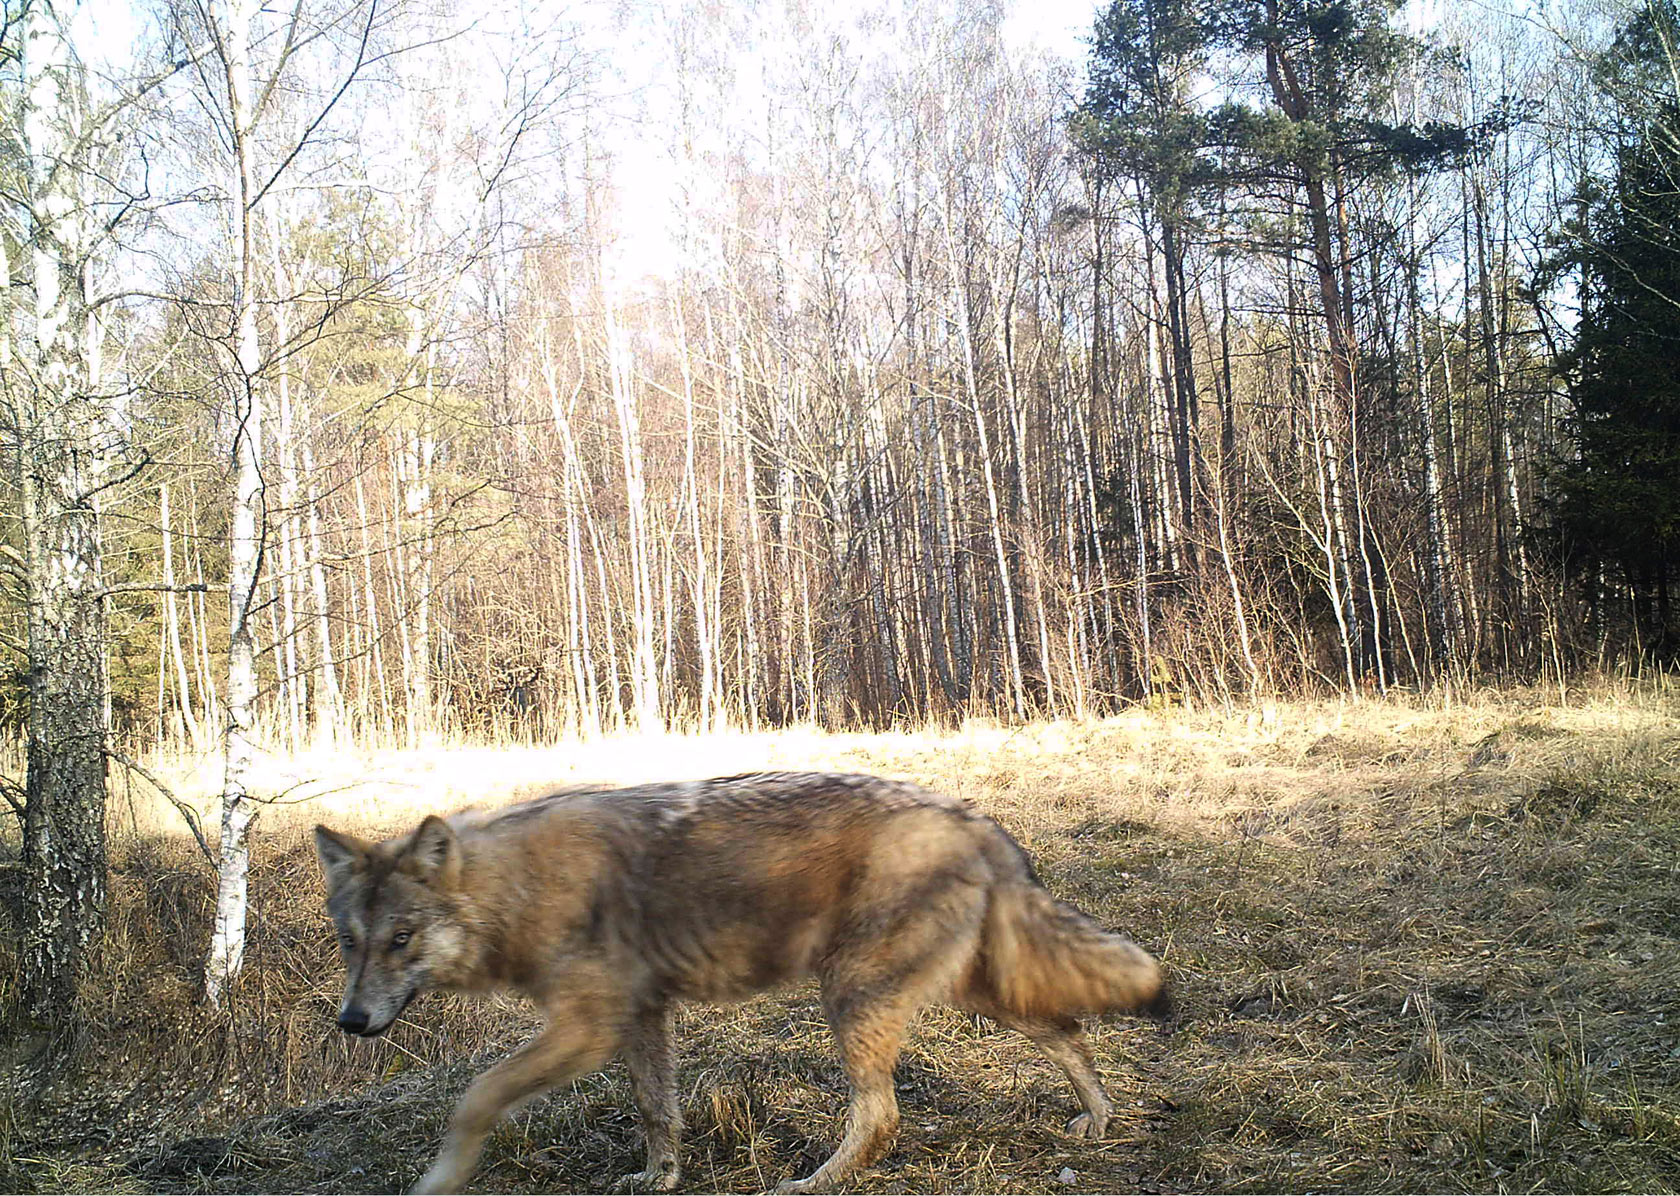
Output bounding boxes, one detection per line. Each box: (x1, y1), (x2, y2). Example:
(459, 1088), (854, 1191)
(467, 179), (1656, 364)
(1205, 0), (1468, 684)
(1073, 0), (1210, 550)
(1550, 99), (1680, 658)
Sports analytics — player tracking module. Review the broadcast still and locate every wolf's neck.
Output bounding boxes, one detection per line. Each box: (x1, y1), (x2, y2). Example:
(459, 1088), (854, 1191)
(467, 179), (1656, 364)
(448, 822), (606, 995)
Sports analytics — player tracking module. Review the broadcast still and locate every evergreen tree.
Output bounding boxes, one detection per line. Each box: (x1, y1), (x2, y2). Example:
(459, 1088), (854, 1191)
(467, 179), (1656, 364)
(1212, 0), (1467, 683)
(1550, 98), (1680, 657)
(1075, 0), (1208, 207)
(1202, 0), (1467, 403)
(1073, 0), (1212, 547)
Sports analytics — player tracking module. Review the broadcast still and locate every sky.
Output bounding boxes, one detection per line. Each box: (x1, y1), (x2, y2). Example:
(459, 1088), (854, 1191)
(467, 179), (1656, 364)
(72, 0), (1104, 292)
(74, 0), (1455, 297)
(571, 0), (1444, 291)
(1001, 0), (1105, 58)
(79, 0), (145, 73)
(581, 0), (1108, 289)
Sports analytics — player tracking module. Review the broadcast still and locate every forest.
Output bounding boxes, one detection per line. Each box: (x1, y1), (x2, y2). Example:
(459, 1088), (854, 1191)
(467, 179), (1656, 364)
(2, 0), (1680, 1191)
(7, 0), (1674, 736)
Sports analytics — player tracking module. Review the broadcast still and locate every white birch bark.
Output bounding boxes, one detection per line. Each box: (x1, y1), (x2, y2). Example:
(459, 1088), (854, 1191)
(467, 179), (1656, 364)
(160, 484), (202, 748)
(607, 298), (660, 729)
(354, 471), (393, 738)
(302, 438), (342, 738)
(11, 0), (112, 1017)
(673, 289), (719, 730)
(205, 0), (263, 1007)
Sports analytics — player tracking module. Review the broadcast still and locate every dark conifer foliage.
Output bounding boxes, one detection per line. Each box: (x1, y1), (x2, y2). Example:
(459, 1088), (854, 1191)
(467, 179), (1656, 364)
(1549, 96), (1680, 657)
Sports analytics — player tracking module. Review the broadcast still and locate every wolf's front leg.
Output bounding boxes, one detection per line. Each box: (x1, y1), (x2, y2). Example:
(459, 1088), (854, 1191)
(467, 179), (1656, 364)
(613, 1003), (682, 1193)
(412, 1010), (621, 1195)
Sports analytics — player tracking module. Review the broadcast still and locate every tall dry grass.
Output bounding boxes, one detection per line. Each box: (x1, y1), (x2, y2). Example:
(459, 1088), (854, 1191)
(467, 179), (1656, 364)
(3, 678), (1679, 1193)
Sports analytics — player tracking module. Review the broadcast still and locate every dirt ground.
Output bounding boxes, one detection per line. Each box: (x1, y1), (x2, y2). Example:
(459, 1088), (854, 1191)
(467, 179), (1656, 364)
(4, 684), (1679, 1193)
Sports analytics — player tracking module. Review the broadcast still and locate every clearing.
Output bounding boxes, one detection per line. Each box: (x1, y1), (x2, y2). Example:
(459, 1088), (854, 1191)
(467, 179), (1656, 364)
(3, 685), (1679, 1193)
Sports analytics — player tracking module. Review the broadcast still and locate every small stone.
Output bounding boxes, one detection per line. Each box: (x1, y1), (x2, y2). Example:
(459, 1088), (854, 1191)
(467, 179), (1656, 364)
(1057, 1166), (1078, 1185)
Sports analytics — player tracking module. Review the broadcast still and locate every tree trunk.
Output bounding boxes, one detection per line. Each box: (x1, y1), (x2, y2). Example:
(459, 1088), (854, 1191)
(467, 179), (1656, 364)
(607, 298), (659, 729)
(160, 485), (203, 748)
(673, 287), (719, 730)
(205, 0), (263, 1008)
(953, 261), (1026, 720)
(272, 228), (304, 748)
(1159, 215), (1199, 554)
(1472, 174), (1533, 648)
(302, 439), (342, 739)
(15, 1), (111, 1017)
(1407, 217), (1459, 674)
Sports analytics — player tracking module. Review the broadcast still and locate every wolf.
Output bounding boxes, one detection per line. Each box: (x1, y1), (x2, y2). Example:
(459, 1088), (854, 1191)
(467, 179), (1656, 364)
(314, 771), (1168, 1194)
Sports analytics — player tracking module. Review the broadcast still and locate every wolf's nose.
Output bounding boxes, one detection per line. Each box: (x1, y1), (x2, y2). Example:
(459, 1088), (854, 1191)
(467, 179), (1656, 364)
(338, 1006), (370, 1034)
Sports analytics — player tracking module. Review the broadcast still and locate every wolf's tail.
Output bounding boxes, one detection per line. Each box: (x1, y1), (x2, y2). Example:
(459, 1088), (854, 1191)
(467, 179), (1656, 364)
(976, 831), (1170, 1020)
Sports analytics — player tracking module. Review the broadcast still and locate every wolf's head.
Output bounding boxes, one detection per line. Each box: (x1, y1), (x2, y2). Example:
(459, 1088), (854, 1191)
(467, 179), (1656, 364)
(313, 816), (469, 1037)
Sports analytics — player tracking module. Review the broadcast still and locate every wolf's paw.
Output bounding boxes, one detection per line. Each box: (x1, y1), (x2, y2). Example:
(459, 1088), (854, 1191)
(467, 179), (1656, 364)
(410, 1160), (467, 1195)
(614, 1163), (682, 1193)
(1066, 1111), (1109, 1139)
(772, 1177), (829, 1195)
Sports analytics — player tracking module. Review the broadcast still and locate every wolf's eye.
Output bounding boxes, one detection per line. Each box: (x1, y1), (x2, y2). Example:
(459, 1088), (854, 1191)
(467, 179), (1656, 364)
(391, 931), (412, 949)
(338, 931), (354, 951)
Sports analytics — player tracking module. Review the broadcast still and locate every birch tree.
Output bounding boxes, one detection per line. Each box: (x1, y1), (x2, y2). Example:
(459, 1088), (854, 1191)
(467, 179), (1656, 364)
(1, 0), (176, 1024)
(4, 0), (109, 1025)
(197, 0), (263, 1008)
(185, 0), (385, 1006)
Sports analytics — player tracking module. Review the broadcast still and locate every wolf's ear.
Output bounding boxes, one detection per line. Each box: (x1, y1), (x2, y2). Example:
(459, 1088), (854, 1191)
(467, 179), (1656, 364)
(403, 815), (461, 889)
(314, 825), (370, 893)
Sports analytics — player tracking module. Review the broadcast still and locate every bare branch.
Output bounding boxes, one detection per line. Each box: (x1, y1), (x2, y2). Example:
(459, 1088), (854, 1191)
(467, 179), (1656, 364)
(105, 748), (216, 869)
(90, 581), (212, 600)
(0, 775), (24, 823)
(248, 0), (380, 214)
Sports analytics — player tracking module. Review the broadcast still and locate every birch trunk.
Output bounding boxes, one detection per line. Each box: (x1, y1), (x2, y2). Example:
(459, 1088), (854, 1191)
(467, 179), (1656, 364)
(1472, 175), (1533, 642)
(188, 509), (221, 732)
(673, 289), (718, 730)
(992, 250), (1055, 715)
(1126, 409), (1152, 701)
(302, 439), (342, 738)
(1309, 382), (1358, 690)
(205, 0), (263, 1007)
(1408, 228), (1458, 673)
(160, 485), (202, 748)
(952, 264), (1025, 719)
(1209, 247), (1260, 692)
(272, 227), (303, 747)
(399, 419), (435, 744)
(1074, 395), (1120, 698)
(607, 299), (659, 729)
(14, 1), (111, 1019)
(1058, 385), (1090, 717)
(354, 471), (392, 738)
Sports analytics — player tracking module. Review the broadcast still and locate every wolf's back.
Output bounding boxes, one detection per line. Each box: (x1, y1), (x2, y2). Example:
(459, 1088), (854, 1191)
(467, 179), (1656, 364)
(975, 827), (1167, 1020)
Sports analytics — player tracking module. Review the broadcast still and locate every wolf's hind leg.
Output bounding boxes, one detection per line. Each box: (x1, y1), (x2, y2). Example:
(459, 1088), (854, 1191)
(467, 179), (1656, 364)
(1001, 1013), (1113, 1138)
(615, 1003), (682, 1194)
(776, 887), (986, 1194)
(412, 1002), (621, 1195)
(950, 981), (1114, 1139)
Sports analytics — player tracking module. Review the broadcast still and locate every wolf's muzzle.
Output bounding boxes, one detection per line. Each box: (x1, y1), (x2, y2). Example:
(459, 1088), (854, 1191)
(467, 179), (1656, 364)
(338, 1006), (371, 1035)
(338, 988), (417, 1037)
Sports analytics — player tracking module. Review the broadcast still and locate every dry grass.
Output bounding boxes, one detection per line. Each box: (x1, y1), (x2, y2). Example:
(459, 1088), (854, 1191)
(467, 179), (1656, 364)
(4, 681), (1680, 1193)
